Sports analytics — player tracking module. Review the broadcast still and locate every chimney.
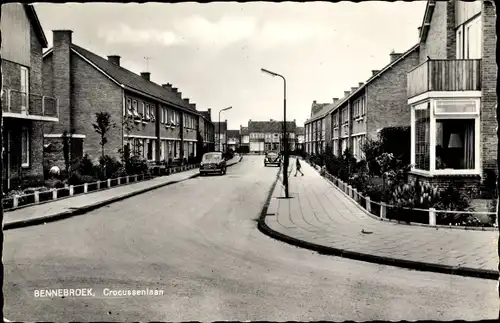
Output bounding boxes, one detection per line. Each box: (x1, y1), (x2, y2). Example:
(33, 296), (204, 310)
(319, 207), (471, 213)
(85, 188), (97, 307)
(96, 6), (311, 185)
(358, 82), (364, 87)
(372, 70), (380, 76)
(140, 72), (150, 81)
(207, 108), (211, 117)
(189, 103), (196, 110)
(172, 87), (178, 93)
(183, 98), (190, 104)
(176, 92), (182, 98)
(162, 83), (172, 89)
(107, 55), (121, 66)
(313, 100), (317, 104)
(390, 52), (402, 62)
(417, 26), (422, 38)
(53, 30), (73, 47)
(351, 87), (358, 92)
(333, 98), (339, 104)
(52, 30), (74, 132)
(344, 91), (350, 97)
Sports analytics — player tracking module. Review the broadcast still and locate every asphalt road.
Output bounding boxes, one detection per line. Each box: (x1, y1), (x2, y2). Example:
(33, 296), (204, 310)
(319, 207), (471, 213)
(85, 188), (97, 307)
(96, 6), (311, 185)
(3, 156), (497, 321)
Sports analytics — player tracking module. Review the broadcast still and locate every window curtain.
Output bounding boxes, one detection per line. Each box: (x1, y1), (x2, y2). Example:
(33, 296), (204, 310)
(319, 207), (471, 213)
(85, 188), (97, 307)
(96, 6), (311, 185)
(464, 122), (475, 169)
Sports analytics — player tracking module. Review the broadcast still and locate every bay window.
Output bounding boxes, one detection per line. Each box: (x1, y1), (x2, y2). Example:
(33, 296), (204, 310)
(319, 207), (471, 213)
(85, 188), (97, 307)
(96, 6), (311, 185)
(411, 98), (480, 175)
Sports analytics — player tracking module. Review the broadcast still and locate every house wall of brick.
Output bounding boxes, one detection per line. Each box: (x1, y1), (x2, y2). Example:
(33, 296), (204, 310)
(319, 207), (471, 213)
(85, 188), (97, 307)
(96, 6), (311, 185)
(408, 173), (481, 198)
(1, 14), (46, 186)
(71, 53), (123, 162)
(126, 92), (158, 138)
(480, 0), (497, 179)
(365, 49), (420, 140)
(418, 1), (448, 62)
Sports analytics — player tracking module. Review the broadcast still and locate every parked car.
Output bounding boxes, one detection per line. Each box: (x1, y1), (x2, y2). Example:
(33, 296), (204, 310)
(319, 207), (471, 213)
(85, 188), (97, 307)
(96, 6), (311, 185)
(264, 151), (281, 167)
(199, 152), (227, 176)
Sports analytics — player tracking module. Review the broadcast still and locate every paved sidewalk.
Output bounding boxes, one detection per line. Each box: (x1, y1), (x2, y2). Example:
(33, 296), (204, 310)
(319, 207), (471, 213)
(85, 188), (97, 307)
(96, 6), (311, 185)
(261, 157), (498, 279)
(3, 155), (242, 229)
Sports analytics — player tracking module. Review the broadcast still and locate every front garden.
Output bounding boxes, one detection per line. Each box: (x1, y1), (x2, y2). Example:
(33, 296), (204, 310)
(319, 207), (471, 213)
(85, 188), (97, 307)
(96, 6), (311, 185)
(306, 126), (497, 228)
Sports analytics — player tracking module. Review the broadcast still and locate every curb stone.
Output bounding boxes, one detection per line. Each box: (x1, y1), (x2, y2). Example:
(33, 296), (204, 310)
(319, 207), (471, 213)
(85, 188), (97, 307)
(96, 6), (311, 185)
(3, 156), (243, 231)
(256, 165), (499, 281)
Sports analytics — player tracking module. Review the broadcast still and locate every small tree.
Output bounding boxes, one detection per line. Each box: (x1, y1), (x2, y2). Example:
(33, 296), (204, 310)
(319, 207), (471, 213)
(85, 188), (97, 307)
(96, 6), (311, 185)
(93, 112), (115, 159)
(62, 130), (73, 177)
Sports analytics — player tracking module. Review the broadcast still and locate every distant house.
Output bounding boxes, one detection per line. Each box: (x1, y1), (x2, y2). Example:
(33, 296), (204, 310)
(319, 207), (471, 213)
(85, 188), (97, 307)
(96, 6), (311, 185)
(304, 100), (337, 156)
(247, 119), (297, 154)
(406, 0), (496, 194)
(295, 126), (305, 151)
(213, 120), (227, 152)
(1, 4), (58, 190)
(240, 126), (250, 151)
(226, 130), (241, 151)
(42, 29), (212, 168)
(198, 108), (216, 156)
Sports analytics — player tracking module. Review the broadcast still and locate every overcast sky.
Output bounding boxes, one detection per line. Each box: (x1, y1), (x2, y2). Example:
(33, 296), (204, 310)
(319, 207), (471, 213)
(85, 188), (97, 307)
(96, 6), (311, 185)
(34, 1), (426, 130)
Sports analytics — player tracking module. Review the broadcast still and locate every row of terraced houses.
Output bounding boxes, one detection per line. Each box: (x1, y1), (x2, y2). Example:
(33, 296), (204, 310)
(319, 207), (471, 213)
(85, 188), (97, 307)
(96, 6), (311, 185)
(304, 0), (495, 195)
(1, 3), (216, 190)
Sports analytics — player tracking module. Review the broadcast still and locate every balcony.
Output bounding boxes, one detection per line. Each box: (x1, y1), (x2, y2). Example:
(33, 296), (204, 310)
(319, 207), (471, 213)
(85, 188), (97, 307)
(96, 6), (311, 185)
(2, 89), (59, 122)
(407, 59), (481, 99)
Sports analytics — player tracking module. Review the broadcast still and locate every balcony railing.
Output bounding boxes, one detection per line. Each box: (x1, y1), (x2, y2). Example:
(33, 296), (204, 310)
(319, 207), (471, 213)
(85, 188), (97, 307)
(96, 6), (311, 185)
(407, 59), (481, 99)
(2, 89), (59, 121)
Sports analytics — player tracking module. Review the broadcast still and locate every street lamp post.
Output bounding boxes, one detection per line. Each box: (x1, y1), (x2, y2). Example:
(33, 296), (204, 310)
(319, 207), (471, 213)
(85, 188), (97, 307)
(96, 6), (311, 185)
(218, 106), (232, 152)
(261, 68), (289, 199)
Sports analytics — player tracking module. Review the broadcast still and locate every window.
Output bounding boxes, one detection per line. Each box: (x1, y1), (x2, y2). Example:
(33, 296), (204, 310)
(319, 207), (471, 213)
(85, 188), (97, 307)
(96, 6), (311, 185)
(21, 127), (29, 167)
(456, 28), (463, 59)
(20, 66), (29, 113)
(456, 15), (482, 59)
(149, 105), (155, 121)
(132, 100), (139, 117)
(126, 98), (132, 116)
(413, 102), (430, 171)
(435, 119), (475, 170)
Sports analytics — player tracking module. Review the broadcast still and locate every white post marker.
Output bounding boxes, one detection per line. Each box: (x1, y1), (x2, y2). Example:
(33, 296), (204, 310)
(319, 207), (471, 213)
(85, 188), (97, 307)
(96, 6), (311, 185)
(366, 196), (372, 213)
(429, 208), (436, 226)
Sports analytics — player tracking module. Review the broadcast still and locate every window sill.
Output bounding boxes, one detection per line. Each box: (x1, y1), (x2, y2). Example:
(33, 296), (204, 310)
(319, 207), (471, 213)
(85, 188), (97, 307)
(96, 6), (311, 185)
(410, 169), (481, 178)
(21, 164), (30, 168)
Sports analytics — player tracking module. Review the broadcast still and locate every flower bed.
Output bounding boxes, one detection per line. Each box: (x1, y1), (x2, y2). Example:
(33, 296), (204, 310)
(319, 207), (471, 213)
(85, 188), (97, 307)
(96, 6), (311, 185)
(2, 162), (198, 212)
(318, 163), (496, 228)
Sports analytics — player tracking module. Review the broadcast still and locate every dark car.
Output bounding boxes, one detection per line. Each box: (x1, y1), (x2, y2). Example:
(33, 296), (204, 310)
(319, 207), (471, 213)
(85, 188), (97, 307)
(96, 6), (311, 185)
(264, 151), (281, 167)
(199, 152), (227, 175)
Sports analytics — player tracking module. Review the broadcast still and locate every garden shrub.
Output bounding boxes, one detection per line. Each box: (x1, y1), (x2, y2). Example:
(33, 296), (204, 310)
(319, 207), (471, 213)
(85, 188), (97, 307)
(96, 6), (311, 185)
(99, 155), (122, 179)
(126, 156), (149, 175)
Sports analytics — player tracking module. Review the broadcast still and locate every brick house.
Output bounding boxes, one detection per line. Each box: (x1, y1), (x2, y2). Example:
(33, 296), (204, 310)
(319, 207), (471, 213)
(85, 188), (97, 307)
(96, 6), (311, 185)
(406, 0), (496, 194)
(42, 30), (211, 169)
(247, 119), (297, 154)
(198, 109), (215, 155)
(295, 126), (305, 151)
(304, 100), (336, 155)
(240, 126), (250, 151)
(226, 130), (240, 151)
(1, 4), (58, 190)
(325, 45), (420, 161)
(214, 120), (227, 152)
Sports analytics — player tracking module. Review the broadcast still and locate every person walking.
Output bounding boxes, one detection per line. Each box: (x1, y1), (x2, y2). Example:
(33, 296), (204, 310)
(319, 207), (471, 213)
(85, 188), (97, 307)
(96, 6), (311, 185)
(295, 157), (304, 176)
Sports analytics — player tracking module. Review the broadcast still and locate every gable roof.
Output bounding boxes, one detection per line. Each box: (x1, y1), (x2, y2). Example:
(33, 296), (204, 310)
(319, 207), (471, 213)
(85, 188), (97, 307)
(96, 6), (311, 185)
(248, 120), (297, 133)
(24, 4), (48, 48)
(200, 111), (211, 122)
(213, 121), (227, 133)
(226, 130), (240, 138)
(44, 43), (197, 113)
(310, 103), (329, 117)
(307, 102), (337, 124)
(329, 43), (420, 114)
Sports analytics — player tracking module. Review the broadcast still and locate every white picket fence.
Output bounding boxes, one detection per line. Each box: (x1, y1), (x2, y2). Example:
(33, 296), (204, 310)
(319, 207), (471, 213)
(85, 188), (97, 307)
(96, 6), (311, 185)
(3, 163), (200, 211)
(307, 160), (497, 229)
